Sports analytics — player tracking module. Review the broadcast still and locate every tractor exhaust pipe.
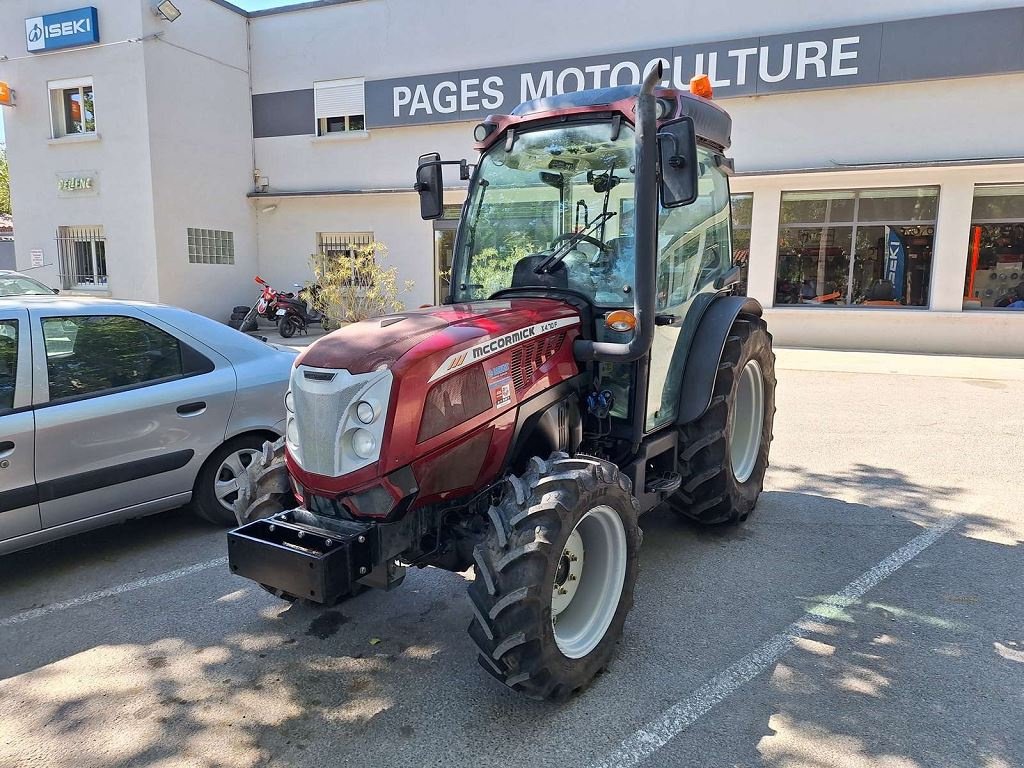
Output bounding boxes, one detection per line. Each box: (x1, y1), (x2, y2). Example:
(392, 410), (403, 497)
(574, 62), (663, 363)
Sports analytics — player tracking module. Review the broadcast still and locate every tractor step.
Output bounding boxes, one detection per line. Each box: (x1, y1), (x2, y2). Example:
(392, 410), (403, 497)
(645, 472), (682, 495)
(228, 510), (375, 604)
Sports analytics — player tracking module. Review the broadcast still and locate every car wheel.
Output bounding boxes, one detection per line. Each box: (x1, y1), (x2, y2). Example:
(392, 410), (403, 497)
(192, 435), (271, 525)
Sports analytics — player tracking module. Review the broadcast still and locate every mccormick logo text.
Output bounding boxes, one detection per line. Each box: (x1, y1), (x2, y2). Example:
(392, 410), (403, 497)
(472, 326), (536, 359)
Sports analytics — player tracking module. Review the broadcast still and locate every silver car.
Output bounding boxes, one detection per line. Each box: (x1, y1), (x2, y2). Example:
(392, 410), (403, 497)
(0, 296), (296, 555)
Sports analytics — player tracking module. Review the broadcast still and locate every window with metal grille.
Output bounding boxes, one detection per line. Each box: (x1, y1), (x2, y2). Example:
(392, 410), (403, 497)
(317, 232), (374, 286)
(187, 228), (235, 265)
(314, 78), (366, 135)
(55, 225), (106, 289)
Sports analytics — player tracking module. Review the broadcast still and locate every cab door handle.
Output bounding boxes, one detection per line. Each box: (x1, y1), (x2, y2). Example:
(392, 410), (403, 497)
(0, 441), (14, 459)
(176, 402), (207, 417)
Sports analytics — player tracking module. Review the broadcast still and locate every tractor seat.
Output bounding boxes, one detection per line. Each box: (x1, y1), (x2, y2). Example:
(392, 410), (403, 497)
(511, 254), (569, 290)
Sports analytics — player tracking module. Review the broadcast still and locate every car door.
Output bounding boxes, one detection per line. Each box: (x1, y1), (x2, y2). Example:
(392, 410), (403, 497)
(31, 305), (236, 529)
(0, 308), (40, 542)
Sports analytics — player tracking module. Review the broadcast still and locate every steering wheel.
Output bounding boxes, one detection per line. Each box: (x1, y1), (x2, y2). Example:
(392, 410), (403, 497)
(551, 233), (611, 253)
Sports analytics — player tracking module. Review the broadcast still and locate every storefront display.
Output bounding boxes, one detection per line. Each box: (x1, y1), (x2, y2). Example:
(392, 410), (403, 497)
(775, 187), (938, 308)
(963, 184), (1024, 310)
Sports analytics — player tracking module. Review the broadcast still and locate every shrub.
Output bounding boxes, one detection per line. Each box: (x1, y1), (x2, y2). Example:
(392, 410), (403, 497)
(310, 241), (413, 324)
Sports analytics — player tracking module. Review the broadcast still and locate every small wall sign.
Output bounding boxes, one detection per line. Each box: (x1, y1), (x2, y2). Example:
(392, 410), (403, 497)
(56, 170), (99, 197)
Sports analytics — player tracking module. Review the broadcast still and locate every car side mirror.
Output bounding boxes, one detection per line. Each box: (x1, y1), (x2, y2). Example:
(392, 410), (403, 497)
(52, 287), (60, 294)
(657, 116), (698, 208)
(415, 152), (444, 220)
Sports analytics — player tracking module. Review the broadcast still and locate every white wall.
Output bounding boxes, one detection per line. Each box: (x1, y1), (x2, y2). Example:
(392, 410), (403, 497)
(140, 0), (257, 316)
(0, 0), (159, 299)
(254, 192), (439, 309)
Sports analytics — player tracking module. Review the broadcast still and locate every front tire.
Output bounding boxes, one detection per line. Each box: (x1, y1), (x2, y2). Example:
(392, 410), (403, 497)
(468, 453), (641, 701)
(671, 314), (776, 525)
(192, 435), (268, 525)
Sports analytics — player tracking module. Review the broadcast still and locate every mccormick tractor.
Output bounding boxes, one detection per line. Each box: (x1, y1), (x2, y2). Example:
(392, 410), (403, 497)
(228, 65), (776, 701)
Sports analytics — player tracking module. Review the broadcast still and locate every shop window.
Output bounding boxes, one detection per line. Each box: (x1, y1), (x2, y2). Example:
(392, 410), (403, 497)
(55, 225), (106, 289)
(775, 187), (938, 308)
(188, 228), (235, 265)
(42, 315), (182, 402)
(731, 193), (752, 296)
(49, 78), (95, 138)
(963, 184), (1024, 310)
(317, 232), (374, 286)
(314, 78), (366, 135)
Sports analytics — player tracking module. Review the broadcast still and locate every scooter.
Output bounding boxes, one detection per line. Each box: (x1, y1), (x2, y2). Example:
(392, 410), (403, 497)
(274, 283), (333, 337)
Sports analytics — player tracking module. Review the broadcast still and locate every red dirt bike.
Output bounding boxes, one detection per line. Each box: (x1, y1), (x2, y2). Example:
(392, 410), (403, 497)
(229, 276), (293, 332)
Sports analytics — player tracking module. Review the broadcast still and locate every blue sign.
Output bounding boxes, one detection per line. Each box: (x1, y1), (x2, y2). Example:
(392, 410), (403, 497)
(883, 226), (907, 301)
(25, 7), (99, 53)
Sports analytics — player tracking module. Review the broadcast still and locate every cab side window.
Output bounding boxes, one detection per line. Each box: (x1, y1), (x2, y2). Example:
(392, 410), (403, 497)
(0, 320), (17, 413)
(42, 315), (184, 402)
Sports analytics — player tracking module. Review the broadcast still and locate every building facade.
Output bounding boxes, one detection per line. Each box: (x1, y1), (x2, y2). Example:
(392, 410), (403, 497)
(1, 0), (1023, 353)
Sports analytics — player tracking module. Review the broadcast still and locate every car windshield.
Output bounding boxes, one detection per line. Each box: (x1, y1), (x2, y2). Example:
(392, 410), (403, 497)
(453, 122), (637, 306)
(0, 275), (54, 296)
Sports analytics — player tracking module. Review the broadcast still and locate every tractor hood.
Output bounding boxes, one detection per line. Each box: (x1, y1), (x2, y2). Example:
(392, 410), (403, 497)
(295, 298), (581, 374)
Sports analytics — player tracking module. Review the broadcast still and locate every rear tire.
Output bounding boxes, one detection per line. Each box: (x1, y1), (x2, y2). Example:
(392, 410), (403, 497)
(232, 305), (249, 314)
(468, 452), (641, 701)
(671, 314), (776, 525)
(277, 315), (301, 338)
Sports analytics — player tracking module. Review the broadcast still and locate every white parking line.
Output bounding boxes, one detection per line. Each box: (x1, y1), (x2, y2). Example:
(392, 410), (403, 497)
(589, 517), (959, 768)
(0, 556), (228, 628)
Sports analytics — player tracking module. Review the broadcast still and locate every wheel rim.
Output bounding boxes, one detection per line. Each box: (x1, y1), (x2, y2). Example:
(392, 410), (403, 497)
(214, 448), (261, 511)
(730, 359), (765, 484)
(551, 504), (628, 659)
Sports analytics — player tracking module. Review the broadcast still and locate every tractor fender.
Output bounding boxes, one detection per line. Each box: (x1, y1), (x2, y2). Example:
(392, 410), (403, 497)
(676, 295), (763, 425)
(504, 377), (585, 475)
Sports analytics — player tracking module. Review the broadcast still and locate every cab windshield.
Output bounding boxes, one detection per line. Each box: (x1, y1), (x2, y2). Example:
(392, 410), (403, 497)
(453, 122), (638, 306)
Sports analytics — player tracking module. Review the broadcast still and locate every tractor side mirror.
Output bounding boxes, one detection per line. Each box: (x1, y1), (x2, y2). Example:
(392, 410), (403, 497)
(415, 152), (444, 220)
(657, 116), (698, 208)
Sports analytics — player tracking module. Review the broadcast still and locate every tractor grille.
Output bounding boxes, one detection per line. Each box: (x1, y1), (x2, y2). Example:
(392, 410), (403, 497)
(510, 331), (566, 393)
(289, 366), (390, 477)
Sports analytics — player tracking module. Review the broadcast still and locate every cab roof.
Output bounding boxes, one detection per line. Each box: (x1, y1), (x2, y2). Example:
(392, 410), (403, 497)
(510, 85), (732, 151)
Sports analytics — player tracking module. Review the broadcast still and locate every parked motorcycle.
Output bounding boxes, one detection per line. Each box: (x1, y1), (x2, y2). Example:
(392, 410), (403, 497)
(229, 276), (292, 332)
(275, 283), (334, 337)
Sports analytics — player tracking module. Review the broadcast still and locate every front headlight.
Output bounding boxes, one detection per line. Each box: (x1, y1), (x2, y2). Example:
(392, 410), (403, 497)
(355, 400), (375, 424)
(285, 390), (294, 413)
(286, 417), (299, 445)
(350, 428), (377, 459)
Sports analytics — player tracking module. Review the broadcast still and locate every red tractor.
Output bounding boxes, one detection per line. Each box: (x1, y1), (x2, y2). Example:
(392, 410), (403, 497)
(229, 66), (776, 700)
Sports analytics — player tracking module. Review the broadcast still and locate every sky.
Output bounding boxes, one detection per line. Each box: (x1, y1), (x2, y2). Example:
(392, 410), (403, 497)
(232, 0), (311, 9)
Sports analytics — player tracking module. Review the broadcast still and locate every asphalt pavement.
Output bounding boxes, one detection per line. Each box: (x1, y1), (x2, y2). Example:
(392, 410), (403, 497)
(0, 351), (1021, 768)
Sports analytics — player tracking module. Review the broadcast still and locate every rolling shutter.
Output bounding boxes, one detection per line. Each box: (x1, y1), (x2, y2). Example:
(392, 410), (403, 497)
(314, 78), (365, 118)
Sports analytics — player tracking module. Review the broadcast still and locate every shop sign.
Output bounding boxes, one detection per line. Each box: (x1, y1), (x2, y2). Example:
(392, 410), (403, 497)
(358, 7), (1024, 129)
(56, 171), (99, 197)
(25, 7), (99, 53)
(0, 82), (14, 107)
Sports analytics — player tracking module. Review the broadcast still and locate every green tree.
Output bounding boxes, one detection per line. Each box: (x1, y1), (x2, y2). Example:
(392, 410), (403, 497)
(0, 146), (11, 215)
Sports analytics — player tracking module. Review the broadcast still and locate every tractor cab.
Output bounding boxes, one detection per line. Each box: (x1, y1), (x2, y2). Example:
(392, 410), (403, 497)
(416, 76), (739, 459)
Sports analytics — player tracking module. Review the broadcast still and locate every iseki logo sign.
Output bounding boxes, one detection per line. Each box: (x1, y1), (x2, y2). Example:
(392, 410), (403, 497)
(25, 7), (99, 53)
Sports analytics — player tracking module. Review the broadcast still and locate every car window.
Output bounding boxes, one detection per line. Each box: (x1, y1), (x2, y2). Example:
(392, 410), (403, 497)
(42, 315), (184, 401)
(0, 276), (54, 296)
(0, 320), (17, 413)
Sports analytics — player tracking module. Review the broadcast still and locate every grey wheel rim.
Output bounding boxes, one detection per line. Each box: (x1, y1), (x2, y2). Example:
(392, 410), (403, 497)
(551, 504), (627, 659)
(215, 448), (261, 511)
(730, 359), (765, 484)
